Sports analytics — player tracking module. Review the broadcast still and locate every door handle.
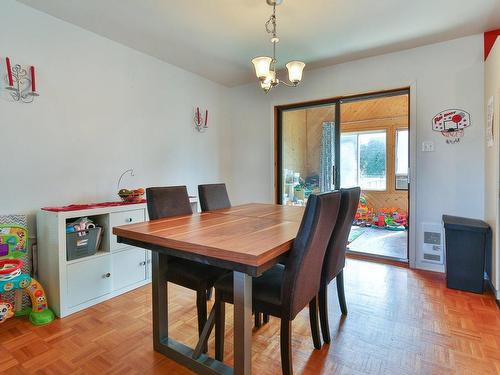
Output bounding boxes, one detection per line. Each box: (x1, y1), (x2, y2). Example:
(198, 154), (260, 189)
(332, 165), (337, 189)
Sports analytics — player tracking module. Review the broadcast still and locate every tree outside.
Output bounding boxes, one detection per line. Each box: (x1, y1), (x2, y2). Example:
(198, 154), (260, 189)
(360, 137), (386, 178)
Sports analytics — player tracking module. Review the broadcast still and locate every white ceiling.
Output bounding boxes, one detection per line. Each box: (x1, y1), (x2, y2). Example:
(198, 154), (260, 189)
(18, 0), (500, 87)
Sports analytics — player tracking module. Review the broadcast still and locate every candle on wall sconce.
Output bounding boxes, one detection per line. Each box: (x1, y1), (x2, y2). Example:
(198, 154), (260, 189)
(5, 57), (13, 86)
(194, 107), (209, 132)
(3, 57), (39, 103)
(30, 66), (36, 92)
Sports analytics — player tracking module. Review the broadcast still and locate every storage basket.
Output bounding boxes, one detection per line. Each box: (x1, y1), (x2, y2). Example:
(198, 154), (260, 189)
(66, 227), (102, 261)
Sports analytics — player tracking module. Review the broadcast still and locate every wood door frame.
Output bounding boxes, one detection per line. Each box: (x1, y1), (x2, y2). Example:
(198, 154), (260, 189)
(274, 86), (413, 262)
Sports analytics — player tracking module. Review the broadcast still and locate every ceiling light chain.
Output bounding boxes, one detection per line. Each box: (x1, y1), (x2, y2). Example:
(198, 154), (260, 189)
(251, 0), (305, 93)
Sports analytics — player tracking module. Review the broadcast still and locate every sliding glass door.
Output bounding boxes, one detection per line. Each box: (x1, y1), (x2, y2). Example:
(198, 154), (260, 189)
(279, 103), (340, 206)
(276, 88), (410, 262)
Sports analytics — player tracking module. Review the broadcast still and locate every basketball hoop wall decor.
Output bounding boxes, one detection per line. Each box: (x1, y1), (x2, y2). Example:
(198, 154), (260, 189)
(432, 109), (471, 144)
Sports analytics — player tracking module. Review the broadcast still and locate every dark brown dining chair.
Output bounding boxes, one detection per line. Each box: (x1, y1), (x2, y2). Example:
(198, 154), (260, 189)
(213, 191), (341, 375)
(198, 183), (231, 211)
(146, 186), (228, 352)
(317, 187), (361, 344)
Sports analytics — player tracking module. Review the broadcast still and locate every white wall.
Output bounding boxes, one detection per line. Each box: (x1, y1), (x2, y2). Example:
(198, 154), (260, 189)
(227, 35), (485, 272)
(0, 1), (487, 274)
(484, 37), (500, 297)
(0, 0), (231, 232)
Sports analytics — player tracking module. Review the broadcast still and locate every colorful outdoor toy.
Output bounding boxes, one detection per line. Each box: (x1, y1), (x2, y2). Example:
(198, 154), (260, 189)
(0, 223), (55, 325)
(0, 258), (54, 325)
(354, 194), (374, 226)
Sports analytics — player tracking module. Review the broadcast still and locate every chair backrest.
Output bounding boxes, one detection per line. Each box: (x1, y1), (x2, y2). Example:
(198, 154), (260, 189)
(281, 191), (341, 319)
(198, 183), (231, 212)
(321, 187), (361, 284)
(146, 186), (193, 220)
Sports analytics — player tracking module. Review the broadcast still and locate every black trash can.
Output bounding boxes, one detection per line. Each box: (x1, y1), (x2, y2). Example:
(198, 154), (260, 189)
(442, 215), (491, 294)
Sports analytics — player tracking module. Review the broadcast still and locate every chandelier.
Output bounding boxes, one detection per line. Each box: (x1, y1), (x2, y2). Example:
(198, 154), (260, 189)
(251, 0), (305, 93)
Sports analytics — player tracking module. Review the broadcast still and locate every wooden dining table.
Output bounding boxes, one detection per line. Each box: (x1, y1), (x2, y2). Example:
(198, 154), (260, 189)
(113, 203), (305, 375)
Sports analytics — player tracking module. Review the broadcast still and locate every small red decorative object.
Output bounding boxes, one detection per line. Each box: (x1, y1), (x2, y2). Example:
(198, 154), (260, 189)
(377, 215), (385, 227)
(451, 114), (462, 123)
(30, 66), (36, 92)
(5, 57), (13, 86)
(205, 109), (208, 127)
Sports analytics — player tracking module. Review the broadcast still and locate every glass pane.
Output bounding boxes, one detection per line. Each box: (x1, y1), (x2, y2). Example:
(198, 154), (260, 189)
(359, 131), (386, 190)
(395, 129), (409, 190)
(281, 105), (335, 205)
(340, 134), (358, 188)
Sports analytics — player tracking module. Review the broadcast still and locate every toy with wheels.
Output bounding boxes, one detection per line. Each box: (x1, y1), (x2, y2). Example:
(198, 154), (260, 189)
(0, 259), (54, 325)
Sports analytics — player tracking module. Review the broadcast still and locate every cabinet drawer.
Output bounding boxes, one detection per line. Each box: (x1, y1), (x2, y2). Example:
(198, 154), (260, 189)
(112, 248), (147, 291)
(67, 255), (112, 308)
(109, 209), (145, 250)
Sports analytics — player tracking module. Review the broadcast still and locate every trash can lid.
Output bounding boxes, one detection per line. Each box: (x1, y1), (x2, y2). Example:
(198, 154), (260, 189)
(442, 215), (490, 233)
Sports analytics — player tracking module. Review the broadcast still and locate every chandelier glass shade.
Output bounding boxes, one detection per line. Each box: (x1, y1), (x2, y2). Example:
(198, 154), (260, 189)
(251, 56), (273, 80)
(251, 0), (305, 93)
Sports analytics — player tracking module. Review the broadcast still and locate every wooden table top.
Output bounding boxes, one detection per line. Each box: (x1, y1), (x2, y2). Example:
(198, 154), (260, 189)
(113, 204), (305, 269)
(212, 203), (305, 222)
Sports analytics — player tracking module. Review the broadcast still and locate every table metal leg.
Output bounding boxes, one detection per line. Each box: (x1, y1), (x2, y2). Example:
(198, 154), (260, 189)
(152, 252), (168, 350)
(120, 242), (234, 374)
(233, 271), (252, 375)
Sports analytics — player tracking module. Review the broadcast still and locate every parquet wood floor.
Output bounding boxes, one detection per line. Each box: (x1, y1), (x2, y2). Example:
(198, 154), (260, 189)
(1, 259), (499, 375)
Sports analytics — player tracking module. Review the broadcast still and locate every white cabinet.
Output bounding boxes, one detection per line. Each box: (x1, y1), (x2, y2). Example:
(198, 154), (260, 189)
(112, 248), (148, 291)
(67, 255), (112, 307)
(37, 204), (148, 317)
(37, 199), (197, 318)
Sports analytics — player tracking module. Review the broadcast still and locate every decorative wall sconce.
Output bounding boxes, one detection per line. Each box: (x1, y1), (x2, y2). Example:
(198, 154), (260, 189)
(4, 57), (39, 103)
(194, 107), (208, 132)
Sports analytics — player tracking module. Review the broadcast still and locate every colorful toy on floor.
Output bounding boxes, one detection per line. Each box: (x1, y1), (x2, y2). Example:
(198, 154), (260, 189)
(372, 208), (408, 231)
(354, 195), (374, 226)
(0, 300), (14, 323)
(0, 258), (54, 325)
(384, 216), (406, 231)
(0, 223), (55, 326)
(353, 196), (408, 231)
(393, 212), (407, 227)
(376, 214), (386, 227)
(0, 224), (28, 258)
